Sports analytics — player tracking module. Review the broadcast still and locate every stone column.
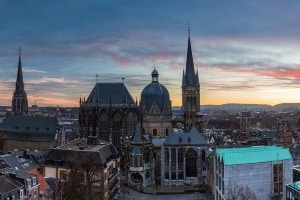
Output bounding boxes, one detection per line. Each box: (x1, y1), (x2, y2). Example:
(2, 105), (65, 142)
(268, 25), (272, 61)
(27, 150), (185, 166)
(169, 147), (171, 185)
(183, 148), (186, 182)
(161, 145), (165, 185)
(176, 147), (178, 184)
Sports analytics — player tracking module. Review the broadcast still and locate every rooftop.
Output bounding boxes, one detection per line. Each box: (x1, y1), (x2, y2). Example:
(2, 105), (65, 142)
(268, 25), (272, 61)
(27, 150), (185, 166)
(216, 146), (291, 165)
(288, 181), (300, 191)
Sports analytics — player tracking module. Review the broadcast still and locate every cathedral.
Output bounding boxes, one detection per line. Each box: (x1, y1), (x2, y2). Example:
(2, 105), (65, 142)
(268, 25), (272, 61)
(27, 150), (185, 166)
(79, 31), (208, 191)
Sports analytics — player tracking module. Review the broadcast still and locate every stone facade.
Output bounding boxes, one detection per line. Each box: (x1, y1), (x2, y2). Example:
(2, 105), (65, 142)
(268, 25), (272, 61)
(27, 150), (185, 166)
(215, 146), (293, 200)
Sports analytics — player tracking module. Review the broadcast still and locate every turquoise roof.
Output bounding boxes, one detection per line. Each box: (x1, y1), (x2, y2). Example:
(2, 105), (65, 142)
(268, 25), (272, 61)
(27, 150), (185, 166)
(289, 181), (300, 191)
(216, 146), (291, 165)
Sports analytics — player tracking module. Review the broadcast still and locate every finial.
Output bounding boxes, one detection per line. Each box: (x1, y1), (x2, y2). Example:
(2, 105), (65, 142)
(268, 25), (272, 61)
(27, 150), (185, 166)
(188, 22), (190, 37)
(96, 74), (99, 83)
(122, 77), (125, 83)
(19, 47), (21, 57)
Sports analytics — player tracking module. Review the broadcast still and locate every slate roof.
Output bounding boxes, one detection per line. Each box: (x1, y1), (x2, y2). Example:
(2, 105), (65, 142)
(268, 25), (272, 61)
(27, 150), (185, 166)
(0, 158), (10, 169)
(0, 168), (35, 180)
(141, 69), (171, 113)
(0, 175), (23, 197)
(0, 151), (40, 172)
(182, 34), (199, 87)
(45, 139), (119, 169)
(216, 146), (291, 165)
(84, 82), (136, 106)
(0, 115), (57, 142)
(164, 127), (208, 146)
(131, 130), (149, 144)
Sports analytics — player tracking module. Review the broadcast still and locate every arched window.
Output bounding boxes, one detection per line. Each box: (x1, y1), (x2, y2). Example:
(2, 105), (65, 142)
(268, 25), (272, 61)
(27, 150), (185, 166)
(186, 148), (197, 177)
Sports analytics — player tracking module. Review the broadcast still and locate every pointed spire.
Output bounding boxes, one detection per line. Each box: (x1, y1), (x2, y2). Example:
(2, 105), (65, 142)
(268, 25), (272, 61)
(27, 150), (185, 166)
(185, 28), (196, 86)
(12, 48), (28, 115)
(16, 47), (24, 92)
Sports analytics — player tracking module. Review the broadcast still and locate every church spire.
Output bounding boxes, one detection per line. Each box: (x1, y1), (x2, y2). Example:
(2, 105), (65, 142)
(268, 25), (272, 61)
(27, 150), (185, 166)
(12, 48), (28, 115)
(16, 48), (25, 93)
(185, 28), (197, 86)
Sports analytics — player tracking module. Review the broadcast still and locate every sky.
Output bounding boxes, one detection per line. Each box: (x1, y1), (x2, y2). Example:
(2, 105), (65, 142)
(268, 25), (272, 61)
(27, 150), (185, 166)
(1, 0), (300, 107)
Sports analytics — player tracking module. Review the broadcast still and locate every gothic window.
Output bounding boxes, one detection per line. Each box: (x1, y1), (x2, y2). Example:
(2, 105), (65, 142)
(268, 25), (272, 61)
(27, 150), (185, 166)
(186, 148), (197, 177)
(99, 111), (109, 141)
(112, 112), (122, 147)
(178, 148), (184, 168)
(165, 147), (169, 163)
(201, 149), (206, 161)
(127, 112), (137, 136)
(171, 148), (176, 165)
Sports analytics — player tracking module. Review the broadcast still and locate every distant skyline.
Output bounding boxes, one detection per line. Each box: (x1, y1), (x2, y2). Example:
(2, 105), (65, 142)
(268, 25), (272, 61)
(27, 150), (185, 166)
(1, 0), (300, 107)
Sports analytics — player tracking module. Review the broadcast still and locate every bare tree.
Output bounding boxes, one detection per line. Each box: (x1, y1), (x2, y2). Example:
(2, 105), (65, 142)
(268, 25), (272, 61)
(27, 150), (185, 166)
(226, 180), (258, 200)
(62, 153), (102, 200)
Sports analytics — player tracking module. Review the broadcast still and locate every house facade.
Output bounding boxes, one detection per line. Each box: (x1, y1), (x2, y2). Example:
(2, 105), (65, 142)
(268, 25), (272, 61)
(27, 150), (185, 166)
(43, 137), (120, 200)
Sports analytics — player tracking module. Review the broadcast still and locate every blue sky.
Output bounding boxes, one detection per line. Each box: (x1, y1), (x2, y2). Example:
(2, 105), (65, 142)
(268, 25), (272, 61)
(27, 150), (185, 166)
(1, 0), (300, 107)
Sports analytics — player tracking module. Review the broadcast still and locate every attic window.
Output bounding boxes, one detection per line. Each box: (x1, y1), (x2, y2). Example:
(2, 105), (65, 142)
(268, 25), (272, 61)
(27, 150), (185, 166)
(26, 126), (29, 130)
(46, 127), (49, 131)
(188, 137), (191, 143)
(36, 127), (39, 131)
(179, 137), (182, 143)
(15, 126), (19, 129)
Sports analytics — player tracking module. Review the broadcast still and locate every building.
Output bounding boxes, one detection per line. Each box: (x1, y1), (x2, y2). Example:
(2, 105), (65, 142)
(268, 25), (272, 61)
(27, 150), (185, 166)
(0, 174), (25, 200)
(43, 137), (120, 200)
(140, 69), (172, 137)
(286, 181), (300, 200)
(215, 146), (293, 200)
(12, 49), (28, 115)
(128, 129), (154, 189)
(0, 115), (58, 152)
(0, 168), (40, 200)
(181, 30), (201, 131)
(160, 127), (208, 187)
(79, 80), (140, 152)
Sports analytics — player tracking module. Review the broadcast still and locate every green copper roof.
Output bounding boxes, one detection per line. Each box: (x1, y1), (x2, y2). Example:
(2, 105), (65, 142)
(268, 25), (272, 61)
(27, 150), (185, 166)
(289, 181), (300, 191)
(216, 146), (291, 165)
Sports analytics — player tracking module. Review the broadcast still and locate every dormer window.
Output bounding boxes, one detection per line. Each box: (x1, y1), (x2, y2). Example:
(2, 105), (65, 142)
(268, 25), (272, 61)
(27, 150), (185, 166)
(20, 189), (24, 198)
(32, 176), (37, 185)
(27, 178), (31, 188)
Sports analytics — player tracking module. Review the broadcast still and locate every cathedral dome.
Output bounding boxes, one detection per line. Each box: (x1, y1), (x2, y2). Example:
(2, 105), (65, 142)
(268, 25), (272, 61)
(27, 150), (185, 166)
(141, 69), (171, 114)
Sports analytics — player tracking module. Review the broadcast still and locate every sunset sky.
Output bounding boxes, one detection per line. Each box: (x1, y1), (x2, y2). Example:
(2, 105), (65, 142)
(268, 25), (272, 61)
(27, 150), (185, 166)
(1, 0), (300, 107)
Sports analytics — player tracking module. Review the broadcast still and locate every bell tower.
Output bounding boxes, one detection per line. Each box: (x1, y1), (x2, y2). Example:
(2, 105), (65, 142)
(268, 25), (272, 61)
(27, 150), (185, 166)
(182, 29), (200, 131)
